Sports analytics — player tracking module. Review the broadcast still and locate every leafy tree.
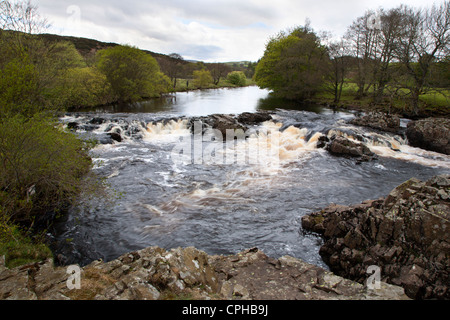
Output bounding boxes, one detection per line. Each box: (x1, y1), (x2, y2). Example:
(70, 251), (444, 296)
(192, 69), (213, 88)
(96, 45), (171, 102)
(255, 26), (329, 100)
(227, 71), (247, 86)
(0, 51), (40, 117)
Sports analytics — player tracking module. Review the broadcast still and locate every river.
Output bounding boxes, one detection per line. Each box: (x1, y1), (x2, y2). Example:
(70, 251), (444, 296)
(53, 86), (450, 268)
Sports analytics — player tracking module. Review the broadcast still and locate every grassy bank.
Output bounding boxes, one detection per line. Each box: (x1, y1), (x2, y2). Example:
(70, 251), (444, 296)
(0, 221), (53, 268)
(171, 78), (256, 92)
(315, 83), (450, 118)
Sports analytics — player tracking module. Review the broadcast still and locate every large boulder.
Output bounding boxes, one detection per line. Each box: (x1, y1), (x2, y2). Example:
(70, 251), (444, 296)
(326, 136), (376, 162)
(406, 118), (450, 155)
(350, 112), (400, 133)
(302, 174), (450, 300)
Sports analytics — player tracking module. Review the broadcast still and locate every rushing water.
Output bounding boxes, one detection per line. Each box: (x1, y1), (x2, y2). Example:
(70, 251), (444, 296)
(53, 86), (450, 268)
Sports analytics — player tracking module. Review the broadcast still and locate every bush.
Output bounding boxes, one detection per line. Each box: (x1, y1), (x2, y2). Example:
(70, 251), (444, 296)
(0, 114), (98, 228)
(227, 71), (247, 87)
(192, 69), (213, 88)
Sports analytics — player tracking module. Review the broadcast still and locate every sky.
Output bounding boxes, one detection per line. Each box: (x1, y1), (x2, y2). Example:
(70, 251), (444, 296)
(35, 0), (439, 62)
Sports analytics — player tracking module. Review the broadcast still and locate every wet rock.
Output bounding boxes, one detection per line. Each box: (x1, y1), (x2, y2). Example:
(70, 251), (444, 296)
(89, 117), (106, 125)
(109, 129), (123, 143)
(209, 114), (247, 140)
(302, 174), (450, 299)
(326, 136), (376, 161)
(350, 112), (400, 133)
(406, 118), (450, 155)
(67, 122), (79, 130)
(237, 112), (272, 125)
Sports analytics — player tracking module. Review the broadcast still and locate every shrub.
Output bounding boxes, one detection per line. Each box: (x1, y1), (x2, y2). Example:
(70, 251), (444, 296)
(227, 71), (247, 87)
(192, 69), (213, 88)
(0, 114), (98, 229)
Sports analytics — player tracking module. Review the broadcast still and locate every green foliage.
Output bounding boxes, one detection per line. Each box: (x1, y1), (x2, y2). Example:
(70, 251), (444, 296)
(226, 71), (247, 87)
(192, 69), (213, 88)
(0, 218), (53, 268)
(0, 114), (97, 227)
(53, 67), (113, 108)
(255, 26), (329, 100)
(0, 52), (40, 117)
(96, 45), (171, 102)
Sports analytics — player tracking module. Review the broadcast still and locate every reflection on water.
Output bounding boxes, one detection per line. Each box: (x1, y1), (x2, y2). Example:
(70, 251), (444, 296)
(78, 86), (330, 116)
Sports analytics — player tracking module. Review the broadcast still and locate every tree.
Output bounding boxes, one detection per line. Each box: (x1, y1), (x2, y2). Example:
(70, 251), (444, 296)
(96, 45), (171, 102)
(192, 69), (213, 88)
(227, 71), (247, 87)
(207, 63), (231, 85)
(346, 10), (381, 99)
(372, 7), (405, 104)
(254, 26), (329, 100)
(157, 53), (185, 89)
(325, 39), (352, 104)
(394, 1), (450, 114)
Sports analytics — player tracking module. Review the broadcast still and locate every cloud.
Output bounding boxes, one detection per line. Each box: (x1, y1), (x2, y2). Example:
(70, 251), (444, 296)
(35, 0), (440, 62)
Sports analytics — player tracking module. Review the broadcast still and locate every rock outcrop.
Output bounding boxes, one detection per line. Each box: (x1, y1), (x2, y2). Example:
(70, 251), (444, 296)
(302, 174), (450, 300)
(0, 246), (409, 300)
(350, 112), (400, 133)
(325, 136), (377, 162)
(406, 118), (450, 155)
(237, 112), (273, 125)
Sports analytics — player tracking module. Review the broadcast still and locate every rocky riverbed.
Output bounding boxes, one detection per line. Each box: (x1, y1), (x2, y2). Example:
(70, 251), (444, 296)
(302, 174), (449, 300)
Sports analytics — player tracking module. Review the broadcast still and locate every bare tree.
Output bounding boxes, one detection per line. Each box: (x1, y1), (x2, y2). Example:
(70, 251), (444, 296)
(207, 62), (231, 85)
(325, 38), (352, 104)
(0, 0), (49, 34)
(346, 10), (381, 99)
(394, 1), (450, 115)
(372, 6), (404, 104)
(157, 53), (185, 89)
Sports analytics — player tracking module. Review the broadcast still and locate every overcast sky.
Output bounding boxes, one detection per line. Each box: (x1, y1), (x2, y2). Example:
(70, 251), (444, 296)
(36, 0), (439, 62)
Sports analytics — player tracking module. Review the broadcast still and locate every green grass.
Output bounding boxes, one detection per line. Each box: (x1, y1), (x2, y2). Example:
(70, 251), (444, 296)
(316, 82), (450, 117)
(0, 222), (53, 269)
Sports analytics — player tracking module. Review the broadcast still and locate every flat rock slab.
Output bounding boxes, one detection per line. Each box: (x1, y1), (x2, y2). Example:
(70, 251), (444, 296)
(0, 246), (409, 300)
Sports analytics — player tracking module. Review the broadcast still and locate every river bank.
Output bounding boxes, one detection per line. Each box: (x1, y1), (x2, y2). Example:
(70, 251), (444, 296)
(0, 245), (409, 300)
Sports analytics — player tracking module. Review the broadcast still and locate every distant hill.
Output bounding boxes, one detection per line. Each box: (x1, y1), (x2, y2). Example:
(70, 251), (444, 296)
(3, 30), (255, 78)
(38, 33), (172, 61)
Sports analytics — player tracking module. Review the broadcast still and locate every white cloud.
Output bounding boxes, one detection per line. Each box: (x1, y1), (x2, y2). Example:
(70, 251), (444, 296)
(35, 0), (442, 62)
